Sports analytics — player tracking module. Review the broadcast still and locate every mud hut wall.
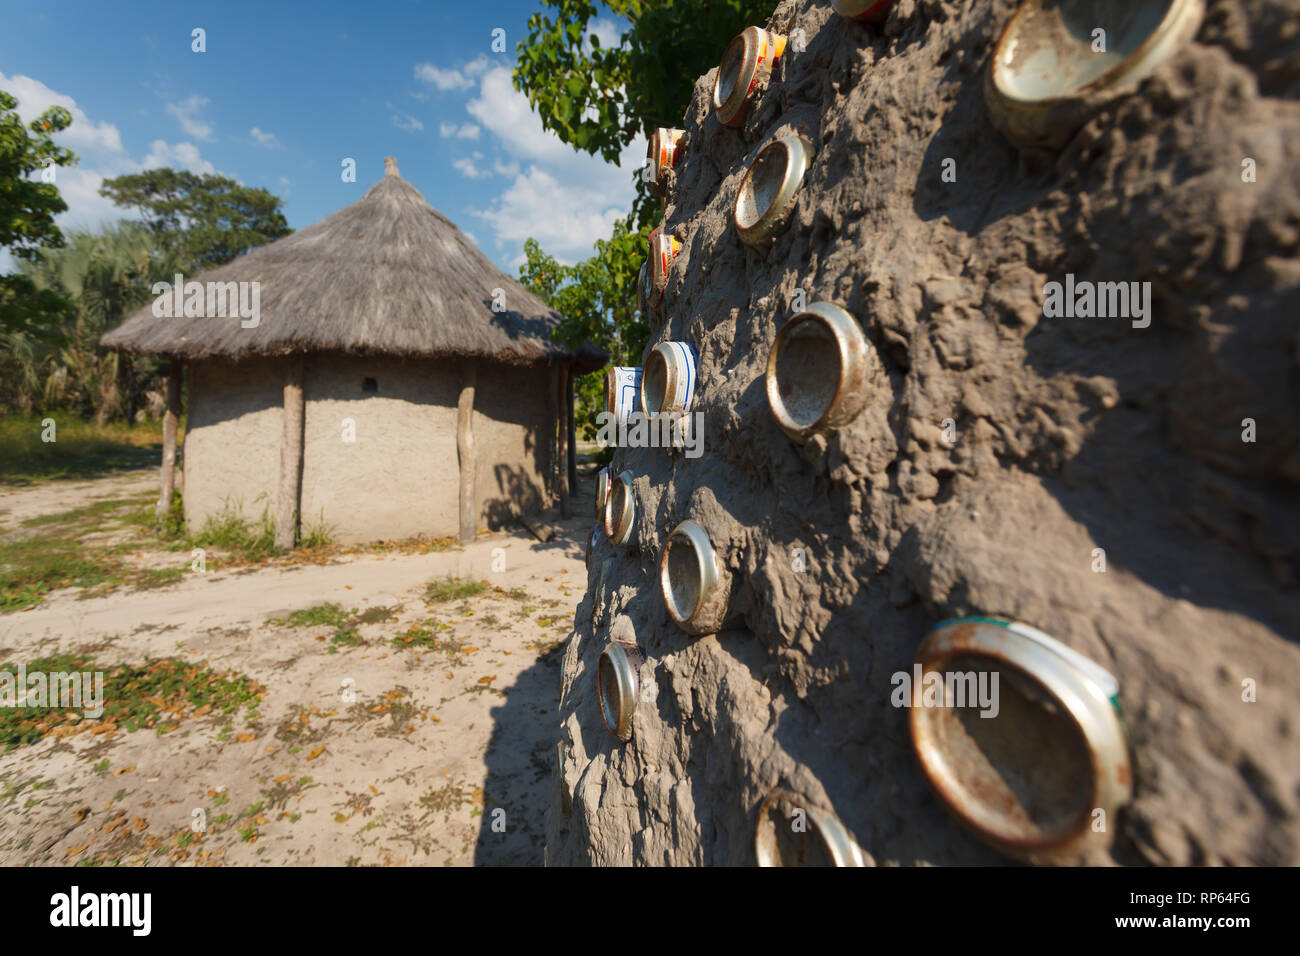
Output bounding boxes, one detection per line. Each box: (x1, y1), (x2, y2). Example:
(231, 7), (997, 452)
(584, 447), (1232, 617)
(471, 360), (554, 530)
(300, 354), (458, 543)
(300, 356), (554, 543)
(549, 0), (1300, 867)
(182, 355), (554, 544)
(183, 356), (285, 534)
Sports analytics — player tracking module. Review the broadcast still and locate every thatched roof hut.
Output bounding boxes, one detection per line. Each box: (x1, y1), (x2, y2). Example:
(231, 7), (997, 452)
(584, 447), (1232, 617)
(103, 157), (604, 546)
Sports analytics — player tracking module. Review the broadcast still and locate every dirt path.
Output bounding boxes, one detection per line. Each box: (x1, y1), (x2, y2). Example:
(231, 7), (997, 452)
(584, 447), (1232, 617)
(0, 471), (157, 533)
(0, 469), (596, 866)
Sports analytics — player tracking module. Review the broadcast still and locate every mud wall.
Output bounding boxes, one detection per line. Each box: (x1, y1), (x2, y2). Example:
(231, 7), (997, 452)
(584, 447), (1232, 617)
(187, 355), (553, 543)
(549, 0), (1300, 865)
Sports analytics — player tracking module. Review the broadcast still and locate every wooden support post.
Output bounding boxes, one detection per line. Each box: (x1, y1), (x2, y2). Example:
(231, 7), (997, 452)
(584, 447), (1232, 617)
(457, 362), (477, 544)
(546, 362), (559, 507)
(558, 362), (571, 519)
(155, 360), (183, 523)
(566, 365), (577, 502)
(275, 356), (305, 550)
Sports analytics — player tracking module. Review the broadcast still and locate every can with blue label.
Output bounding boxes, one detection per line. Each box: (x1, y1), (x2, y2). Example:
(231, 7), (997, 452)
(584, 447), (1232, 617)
(604, 366), (642, 428)
(640, 341), (698, 416)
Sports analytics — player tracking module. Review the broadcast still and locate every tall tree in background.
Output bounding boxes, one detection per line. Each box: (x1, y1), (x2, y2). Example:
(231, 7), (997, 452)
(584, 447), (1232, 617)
(99, 168), (292, 272)
(9, 224), (180, 422)
(0, 88), (78, 336)
(513, 0), (774, 431)
(519, 220), (647, 438)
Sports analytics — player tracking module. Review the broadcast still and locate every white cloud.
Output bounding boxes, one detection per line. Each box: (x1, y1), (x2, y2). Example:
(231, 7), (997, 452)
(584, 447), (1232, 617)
(439, 122), (480, 140)
(47, 167), (136, 232)
(469, 166), (628, 263)
(466, 66), (575, 163)
(0, 75), (225, 272)
(415, 56), (489, 92)
(0, 71), (124, 154)
(452, 157), (489, 179)
(588, 18), (621, 51)
(250, 126), (282, 148)
(143, 140), (216, 175)
(451, 63), (643, 263)
(392, 112), (424, 131)
(165, 94), (214, 141)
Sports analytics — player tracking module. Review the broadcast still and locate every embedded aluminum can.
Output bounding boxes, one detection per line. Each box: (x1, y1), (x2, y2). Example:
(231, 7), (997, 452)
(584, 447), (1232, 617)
(766, 301), (872, 443)
(597, 640), (647, 741)
(585, 523), (601, 570)
(909, 617), (1131, 864)
(832, 0), (894, 22)
(659, 519), (732, 636)
(713, 26), (787, 128)
(734, 134), (814, 246)
(647, 127), (685, 194)
(648, 227), (681, 307)
(595, 465), (612, 520)
(640, 341), (698, 417)
(754, 788), (869, 866)
(603, 469), (637, 547)
(985, 0), (1205, 150)
(604, 366), (642, 430)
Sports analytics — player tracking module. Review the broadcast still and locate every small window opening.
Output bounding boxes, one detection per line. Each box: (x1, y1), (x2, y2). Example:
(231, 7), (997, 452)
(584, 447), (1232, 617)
(362, 377), (378, 394)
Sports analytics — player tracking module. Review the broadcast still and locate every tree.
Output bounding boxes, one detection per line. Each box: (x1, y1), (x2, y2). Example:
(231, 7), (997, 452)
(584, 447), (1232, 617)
(11, 223), (180, 422)
(519, 218), (649, 438)
(0, 88), (79, 335)
(513, 1), (773, 403)
(514, 0), (773, 228)
(99, 168), (292, 271)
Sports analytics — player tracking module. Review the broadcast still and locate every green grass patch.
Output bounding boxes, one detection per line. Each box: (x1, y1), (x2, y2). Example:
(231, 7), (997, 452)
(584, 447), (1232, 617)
(0, 653), (265, 751)
(424, 575), (489, 604)
(0, 494), (184, 611)
(267, 602), (394, 652)
(0, 415), (176, 486)
(268, 603), (351, 629)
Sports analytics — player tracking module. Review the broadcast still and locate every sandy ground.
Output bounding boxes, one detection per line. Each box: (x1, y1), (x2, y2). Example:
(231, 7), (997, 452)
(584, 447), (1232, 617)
(0, 468), (595, 866)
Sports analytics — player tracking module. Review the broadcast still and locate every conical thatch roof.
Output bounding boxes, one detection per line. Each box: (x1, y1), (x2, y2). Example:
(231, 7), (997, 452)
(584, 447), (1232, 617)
(102, 158), (605, 372)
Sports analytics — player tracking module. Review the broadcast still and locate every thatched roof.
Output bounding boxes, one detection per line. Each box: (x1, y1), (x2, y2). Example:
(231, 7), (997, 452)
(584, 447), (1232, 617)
(102, 158), (605, 372)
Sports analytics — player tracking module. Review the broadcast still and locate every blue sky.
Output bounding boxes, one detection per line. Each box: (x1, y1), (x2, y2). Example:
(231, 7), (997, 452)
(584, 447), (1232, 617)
(0, 0), (643, 274)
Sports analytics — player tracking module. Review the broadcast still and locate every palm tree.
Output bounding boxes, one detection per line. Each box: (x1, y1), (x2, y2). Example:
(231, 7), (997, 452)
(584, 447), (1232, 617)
(6, 222), (179, 421)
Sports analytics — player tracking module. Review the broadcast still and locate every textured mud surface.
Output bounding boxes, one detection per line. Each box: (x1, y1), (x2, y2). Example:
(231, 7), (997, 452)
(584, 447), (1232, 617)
(549, 0), (1300, 865)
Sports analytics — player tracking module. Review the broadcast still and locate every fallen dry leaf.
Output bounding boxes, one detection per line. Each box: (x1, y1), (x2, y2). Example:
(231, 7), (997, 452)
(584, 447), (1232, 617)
(477, 676), (496, 684)
(306, 745), (326, 761)
(235, 733), (256, 743)
(113, 766), (135, 776)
